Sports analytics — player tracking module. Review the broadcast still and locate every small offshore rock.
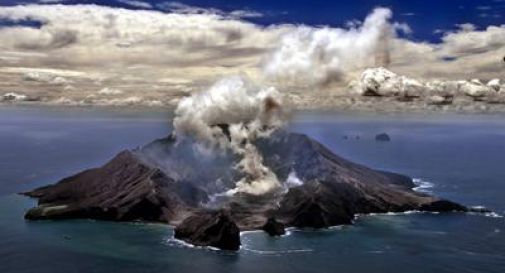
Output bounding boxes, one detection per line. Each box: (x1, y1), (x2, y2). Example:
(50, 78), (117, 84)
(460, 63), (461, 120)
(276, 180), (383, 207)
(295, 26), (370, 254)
(419, 200), (467, 212)
(262, 218), (286, 236)
(174, 210), (241, 251)
(375, 133), (391, 142)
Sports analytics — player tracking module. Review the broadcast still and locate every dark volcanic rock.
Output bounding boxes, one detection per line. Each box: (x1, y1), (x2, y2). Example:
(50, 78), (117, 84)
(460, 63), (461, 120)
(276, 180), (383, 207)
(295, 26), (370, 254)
(22, 131), (471, 250)
(262, 218), (286, 236)
(419, 200), (468, 212)
(375, 133), (391, 142)
(276, 182), (354, 228)
(23, 150), (207, 223)
(174, 210), (240, 251)
(468, 206), (492, 213)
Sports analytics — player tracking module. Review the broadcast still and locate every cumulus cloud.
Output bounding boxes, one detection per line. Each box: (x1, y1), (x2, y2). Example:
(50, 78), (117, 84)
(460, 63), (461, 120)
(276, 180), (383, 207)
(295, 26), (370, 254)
(173, 75), (285, 195)
(353, 67), (504, 102)
(97, 87), (123, 95)
(388, 24), (505, 80)
(38, 0), (67, 3)
(263, 8), (396, 86)
(0, 4), (288, 100)
(0, 4), (503, 105)
(2, 92), (27, 101)
(156, 1), (263, 19)
(440, 24), (505, 56)
(117, 0), (153, 9)
(22, 71), (70, 85)
(356, 67), (424, 97)
(0, 4), (280, 68)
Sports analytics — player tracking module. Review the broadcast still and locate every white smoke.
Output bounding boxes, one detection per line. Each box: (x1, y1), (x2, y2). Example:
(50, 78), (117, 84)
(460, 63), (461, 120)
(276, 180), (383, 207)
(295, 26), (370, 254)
(285, 169), (304, 188)
(170, 8), (417, 195)
(262, 8), (395, 86)
(173, 75), (285, 195)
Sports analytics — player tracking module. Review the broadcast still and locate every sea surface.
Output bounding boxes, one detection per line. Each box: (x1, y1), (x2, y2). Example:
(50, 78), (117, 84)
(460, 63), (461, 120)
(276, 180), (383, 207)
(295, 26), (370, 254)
(1, 106), (504, 273)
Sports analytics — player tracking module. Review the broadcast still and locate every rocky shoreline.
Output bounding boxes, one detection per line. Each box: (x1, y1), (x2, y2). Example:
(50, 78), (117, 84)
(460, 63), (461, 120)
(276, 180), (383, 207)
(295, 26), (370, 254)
(22, 131), (483, 250)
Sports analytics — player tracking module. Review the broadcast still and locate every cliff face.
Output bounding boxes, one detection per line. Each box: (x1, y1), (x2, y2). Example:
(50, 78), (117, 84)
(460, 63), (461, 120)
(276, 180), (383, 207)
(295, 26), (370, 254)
(23, 132), (467, 250)
(24, 150), (207, 223)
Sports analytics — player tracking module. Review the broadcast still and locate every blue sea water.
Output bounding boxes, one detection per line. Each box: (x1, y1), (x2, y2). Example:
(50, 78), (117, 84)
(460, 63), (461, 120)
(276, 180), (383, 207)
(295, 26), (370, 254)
(0, 106), (504, 273)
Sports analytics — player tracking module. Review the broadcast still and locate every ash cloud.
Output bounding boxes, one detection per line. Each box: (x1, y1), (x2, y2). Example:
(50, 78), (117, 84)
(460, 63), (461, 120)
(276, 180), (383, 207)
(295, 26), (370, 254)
(173, 75), (285, 195)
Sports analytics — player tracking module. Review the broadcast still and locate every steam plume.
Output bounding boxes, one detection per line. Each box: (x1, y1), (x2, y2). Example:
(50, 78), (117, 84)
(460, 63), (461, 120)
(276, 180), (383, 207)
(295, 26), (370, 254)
(173, 76), (285, 195)
(172, 7), (401, 195)
(262, 8), (394, 86)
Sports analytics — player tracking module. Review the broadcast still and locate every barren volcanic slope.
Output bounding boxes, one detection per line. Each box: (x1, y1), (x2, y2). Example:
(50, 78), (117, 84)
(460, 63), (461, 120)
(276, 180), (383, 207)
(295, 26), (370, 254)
(23, 131), (469, 250)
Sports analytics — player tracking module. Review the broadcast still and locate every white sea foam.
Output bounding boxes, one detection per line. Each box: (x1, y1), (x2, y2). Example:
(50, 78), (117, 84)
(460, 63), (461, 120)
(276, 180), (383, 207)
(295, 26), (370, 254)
(361, 208), (503, 219)
(483, 212), (503, 218)
(241, 247), (313, 255)
(283, 227), (299, 236)
(240, 226), (345, 254)
(241, 228), (292, 237)
(467, 205), (503, 218)
(355, 210), (441, 219)
(166, 237), (221, 251)
(239, 230), (264, 236)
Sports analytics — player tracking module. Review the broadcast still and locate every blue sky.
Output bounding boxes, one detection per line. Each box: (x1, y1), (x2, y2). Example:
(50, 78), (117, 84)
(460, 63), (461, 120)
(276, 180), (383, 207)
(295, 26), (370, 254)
(1, 0), (504, 43)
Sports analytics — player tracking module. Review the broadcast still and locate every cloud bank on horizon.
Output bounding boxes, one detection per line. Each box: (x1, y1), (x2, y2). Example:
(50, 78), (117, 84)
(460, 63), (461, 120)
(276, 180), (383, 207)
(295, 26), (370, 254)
(0, 1), (503, 106)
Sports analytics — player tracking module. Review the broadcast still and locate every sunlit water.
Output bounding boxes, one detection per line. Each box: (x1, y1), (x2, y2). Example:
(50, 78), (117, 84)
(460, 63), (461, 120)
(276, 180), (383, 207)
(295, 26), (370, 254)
(1, 106), (504, 273)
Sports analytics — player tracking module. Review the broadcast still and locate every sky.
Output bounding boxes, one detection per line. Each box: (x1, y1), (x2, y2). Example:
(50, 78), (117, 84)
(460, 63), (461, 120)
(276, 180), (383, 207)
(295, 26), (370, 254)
(0, 0), (503, 106)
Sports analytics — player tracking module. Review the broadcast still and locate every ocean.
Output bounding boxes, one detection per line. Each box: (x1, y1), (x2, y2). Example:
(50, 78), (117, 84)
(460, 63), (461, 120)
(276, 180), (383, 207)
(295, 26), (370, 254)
(1, 106), (504, 273)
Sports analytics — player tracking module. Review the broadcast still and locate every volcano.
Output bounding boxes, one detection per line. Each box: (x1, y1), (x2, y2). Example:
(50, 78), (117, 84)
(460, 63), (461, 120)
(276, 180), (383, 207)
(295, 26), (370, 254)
(22, 131), (470, 250)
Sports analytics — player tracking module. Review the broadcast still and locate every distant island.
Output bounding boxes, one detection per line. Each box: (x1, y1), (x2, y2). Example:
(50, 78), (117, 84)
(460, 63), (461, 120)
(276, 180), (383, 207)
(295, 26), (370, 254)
(22, 130), (478, 251)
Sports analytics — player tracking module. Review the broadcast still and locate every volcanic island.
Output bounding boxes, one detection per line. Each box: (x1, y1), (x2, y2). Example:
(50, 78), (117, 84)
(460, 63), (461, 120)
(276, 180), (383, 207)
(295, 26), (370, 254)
(22, 128), (477, 251)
